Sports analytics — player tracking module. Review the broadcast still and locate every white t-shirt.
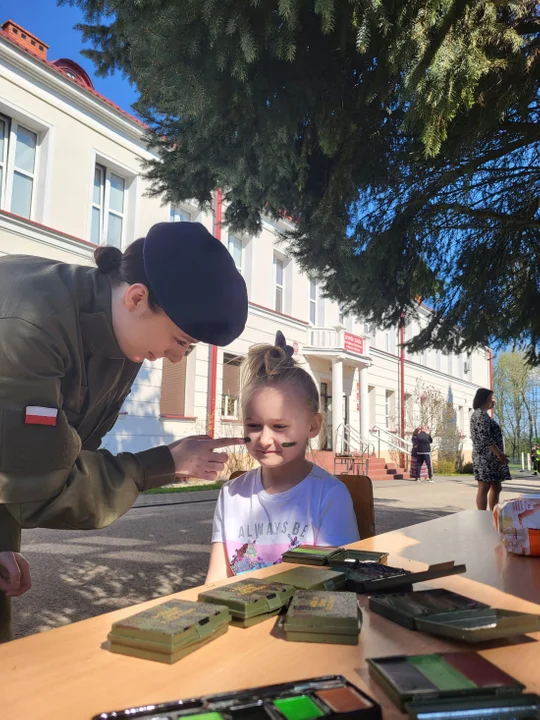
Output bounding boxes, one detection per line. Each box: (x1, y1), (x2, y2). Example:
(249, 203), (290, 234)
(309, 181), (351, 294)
(211, 464), (360, 575)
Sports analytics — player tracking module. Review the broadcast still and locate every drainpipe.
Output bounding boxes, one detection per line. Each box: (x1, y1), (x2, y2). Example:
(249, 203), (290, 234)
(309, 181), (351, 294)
(399, 314), (406, 468)
(488, 348), (494, 418)
(207, 188), (223, 437)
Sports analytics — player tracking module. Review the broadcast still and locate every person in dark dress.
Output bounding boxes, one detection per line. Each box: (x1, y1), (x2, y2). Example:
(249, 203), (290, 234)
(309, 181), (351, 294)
(470, 388), (510, 510)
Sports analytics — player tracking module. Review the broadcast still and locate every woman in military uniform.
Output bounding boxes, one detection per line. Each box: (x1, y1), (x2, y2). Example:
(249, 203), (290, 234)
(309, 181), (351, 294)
(0, 221), (248, 642)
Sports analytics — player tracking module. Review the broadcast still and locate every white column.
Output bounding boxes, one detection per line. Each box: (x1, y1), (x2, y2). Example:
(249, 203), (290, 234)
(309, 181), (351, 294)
(332, 357), (343, 450)
(359, 364), (369, 440)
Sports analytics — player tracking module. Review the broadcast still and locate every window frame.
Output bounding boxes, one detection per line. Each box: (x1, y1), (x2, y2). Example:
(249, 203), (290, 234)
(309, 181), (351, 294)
(385, 390), (395, 429)
(170, 204), (192, 223)
(221, 353), (243, 420)
(91, 163), (127, 248)
(228, 234), (243, 275)
(0, 113), (39, 219)
(309, 278), (317, 325)
(274, 255), (284, 313)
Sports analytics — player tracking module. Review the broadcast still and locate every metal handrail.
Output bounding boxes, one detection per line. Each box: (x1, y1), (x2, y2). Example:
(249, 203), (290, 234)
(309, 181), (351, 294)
(370, 426), (412, 457)
(335, 423), (375, 457)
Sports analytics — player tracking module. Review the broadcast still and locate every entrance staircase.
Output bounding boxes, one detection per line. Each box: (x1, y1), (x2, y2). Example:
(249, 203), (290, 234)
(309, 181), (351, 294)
(368, 457), (411, 481)
(311, 424), (412, 480)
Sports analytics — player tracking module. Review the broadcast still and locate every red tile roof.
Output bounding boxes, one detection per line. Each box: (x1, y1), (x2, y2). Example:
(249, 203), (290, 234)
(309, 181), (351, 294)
(0, 20), (147, 130)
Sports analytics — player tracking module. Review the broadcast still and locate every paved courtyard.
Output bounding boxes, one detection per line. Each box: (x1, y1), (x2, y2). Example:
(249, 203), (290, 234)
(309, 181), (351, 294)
(11, 473), (539, 639)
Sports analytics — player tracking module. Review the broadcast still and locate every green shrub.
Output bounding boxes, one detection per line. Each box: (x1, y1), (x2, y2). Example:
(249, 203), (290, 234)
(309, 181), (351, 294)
(459, 462), (474, 474)
(434, 459), (456, 475)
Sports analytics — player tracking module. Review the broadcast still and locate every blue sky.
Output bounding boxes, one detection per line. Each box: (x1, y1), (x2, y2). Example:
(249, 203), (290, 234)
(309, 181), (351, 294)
(2, 0), (138, 115)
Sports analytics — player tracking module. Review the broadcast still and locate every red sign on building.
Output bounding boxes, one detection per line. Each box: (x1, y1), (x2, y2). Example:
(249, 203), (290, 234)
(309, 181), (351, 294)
(344, 332), (364, 356)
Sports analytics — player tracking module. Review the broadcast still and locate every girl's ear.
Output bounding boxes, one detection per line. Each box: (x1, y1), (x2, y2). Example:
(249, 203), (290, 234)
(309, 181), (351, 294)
(308, 413), (323, 439)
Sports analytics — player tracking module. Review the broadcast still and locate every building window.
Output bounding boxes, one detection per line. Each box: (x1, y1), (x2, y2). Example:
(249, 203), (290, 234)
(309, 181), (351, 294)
(338, 304), (345, 326)
(221, 353), (242, 419)
(91, 164), (126, 248)
(368, 386), (376, 427)
(228, 235), (243, 274)
(160, 356), (188, 417)
(385, 390), (396, 429)
(0, 115), (38, 219)
(405, 393), (413, 429)
(309, 278), (317, 324)
(274, 256), (284, 313)
(170, 205), (191, 222)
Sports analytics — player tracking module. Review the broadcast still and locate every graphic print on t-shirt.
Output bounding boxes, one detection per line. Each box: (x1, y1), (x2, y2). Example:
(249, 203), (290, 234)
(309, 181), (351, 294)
(212, 466), (361, 576)
(229, 523), (309, 574)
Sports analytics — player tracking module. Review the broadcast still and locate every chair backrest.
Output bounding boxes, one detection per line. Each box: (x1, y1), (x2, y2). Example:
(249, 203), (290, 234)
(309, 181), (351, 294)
(229, 470), (245, 480)
(336, 474), (375, 539)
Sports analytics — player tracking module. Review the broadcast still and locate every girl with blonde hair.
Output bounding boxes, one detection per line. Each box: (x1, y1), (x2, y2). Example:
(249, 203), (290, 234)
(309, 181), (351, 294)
(206, 332), (359, 581)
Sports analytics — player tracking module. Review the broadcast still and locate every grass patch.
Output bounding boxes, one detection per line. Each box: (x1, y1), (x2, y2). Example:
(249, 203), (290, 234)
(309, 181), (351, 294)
(434, 473), (474, 477)
(143, 483), (223, 495)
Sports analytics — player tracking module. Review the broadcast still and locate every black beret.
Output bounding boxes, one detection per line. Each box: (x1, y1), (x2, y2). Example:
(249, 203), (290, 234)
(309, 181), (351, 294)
(143, 222), (248, 346)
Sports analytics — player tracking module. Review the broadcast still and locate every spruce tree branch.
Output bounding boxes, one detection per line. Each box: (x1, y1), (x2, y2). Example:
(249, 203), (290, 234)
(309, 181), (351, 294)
(432, 203), (540, 228)
(405, 0), (471, 95)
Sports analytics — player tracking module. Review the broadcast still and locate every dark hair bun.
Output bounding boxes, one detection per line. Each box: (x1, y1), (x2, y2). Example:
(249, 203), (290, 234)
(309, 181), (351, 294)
(94, 246), (123, 274)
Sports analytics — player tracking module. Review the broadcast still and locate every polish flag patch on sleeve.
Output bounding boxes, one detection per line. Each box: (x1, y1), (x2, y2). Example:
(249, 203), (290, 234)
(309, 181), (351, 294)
(25, 406), (59, 426)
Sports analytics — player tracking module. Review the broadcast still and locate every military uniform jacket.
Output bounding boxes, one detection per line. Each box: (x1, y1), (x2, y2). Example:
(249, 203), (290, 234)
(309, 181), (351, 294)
(0, 254), (175, 551)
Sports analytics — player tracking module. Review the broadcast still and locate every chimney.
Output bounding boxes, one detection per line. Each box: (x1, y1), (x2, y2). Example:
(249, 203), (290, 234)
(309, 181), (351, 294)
(1, 20), (49, 60)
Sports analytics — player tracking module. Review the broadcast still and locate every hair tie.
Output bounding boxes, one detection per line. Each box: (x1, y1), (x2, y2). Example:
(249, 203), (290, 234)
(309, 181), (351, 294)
(275, 330), (294, 358)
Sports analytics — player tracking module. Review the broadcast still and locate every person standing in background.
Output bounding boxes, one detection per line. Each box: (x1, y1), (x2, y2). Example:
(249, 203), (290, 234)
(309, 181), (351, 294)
(413, 426), (434, 482)
(470, 388), (510, 510)
(531, 444), (539, 476)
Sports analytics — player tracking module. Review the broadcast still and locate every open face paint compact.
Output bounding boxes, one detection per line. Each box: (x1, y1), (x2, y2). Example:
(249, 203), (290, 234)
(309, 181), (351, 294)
(281, 546), (388, 568)
(369, 588), (540, 642)
(368, 651), (540, 718)
(92, 675), (382, 720)
(345, 560), (466, 594)
(327, 550), (389, 570)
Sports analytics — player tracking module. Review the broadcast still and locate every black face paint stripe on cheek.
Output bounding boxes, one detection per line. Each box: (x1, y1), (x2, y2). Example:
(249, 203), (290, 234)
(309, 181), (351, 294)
(244, 437), (251, 443)
(282, 442), (297, 447)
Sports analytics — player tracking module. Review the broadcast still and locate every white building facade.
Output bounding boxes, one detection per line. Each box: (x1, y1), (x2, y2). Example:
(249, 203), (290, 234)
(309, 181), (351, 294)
(0, 20), (491, 467)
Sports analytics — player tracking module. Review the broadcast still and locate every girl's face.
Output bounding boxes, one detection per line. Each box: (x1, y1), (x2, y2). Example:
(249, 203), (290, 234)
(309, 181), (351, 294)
(243, 384), (322, 468)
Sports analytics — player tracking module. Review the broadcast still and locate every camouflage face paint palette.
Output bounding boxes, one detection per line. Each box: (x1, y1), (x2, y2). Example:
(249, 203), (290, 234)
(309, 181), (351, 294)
(369, 588), (540, 642)
(198, 579), (295, 626)
(93, 675), (382, 720)
(368, 652), (540, 718)
(281, 545), (343, 566)
(107, 599), (231, 664)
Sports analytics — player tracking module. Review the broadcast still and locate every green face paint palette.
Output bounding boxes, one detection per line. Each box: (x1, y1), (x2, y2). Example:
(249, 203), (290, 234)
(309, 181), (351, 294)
(198, 579), (295, 627)
(281, 545), (343, 566)
(369, 588), (540, 642)
(107, 599), (231, 664)
(281, 546), (388, 568)
(368, 652), (540, 718)
(263, 567), (347, 592)
(93, 675), (382, 720)
(283, 591), (362, 645)
(345, 560), (466, 594)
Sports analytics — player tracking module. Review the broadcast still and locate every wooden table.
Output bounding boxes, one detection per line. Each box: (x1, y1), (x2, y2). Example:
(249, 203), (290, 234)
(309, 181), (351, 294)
(2, 510), (540, 719)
